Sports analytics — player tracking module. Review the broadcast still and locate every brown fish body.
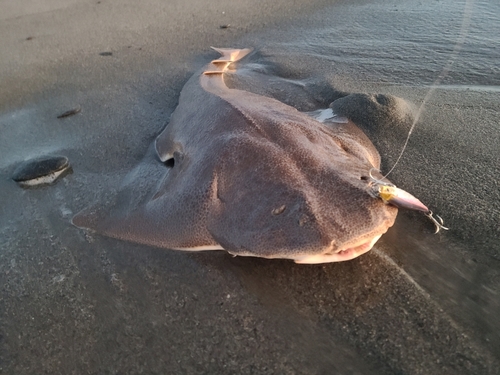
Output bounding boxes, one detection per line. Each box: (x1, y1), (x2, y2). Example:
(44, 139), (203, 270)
(74, 48), (398, 263)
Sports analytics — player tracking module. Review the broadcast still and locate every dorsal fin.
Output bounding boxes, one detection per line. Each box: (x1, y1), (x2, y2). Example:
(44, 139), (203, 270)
(210, 47), (253, 63)
(203, 47), (253, 75)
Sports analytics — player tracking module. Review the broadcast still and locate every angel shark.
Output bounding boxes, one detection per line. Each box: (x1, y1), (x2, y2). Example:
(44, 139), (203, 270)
(73, 48), (429, 264)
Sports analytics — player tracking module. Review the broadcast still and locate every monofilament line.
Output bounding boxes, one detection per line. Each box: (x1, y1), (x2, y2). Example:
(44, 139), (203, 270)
(383, 0), (474, 178)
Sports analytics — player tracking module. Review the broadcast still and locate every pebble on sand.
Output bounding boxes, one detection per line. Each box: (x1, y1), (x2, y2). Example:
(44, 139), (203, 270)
(57, 106), (81, 119)
(12, 155), (71, 187)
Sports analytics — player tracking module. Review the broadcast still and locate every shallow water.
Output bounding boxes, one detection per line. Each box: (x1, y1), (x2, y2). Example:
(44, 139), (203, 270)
(1, 0), (499, 373)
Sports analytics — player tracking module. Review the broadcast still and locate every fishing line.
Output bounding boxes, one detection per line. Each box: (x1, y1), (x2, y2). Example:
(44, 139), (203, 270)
(383, 0), (474, 178)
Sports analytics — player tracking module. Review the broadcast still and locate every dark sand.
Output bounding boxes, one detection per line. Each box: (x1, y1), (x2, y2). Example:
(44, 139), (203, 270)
(1, 0), (499, 374)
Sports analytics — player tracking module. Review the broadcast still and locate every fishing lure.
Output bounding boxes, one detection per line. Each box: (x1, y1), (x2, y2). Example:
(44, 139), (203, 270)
(367, 169), (449, 233)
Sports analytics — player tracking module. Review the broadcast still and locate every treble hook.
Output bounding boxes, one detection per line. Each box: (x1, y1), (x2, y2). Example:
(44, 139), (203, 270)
(424, 210), (449, 234)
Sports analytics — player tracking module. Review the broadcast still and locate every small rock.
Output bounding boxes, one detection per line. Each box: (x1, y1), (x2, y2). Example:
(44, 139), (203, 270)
(57, 106), (81, 119)
(99, 51), (113, 56)
(12, 155), (71, 188)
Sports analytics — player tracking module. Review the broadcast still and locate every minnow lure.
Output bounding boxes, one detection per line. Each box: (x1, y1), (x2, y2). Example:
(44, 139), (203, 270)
(368, 170), (449, 233)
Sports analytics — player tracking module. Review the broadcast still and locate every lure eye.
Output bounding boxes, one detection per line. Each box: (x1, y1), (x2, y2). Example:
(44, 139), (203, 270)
(378, 185), (397, 203)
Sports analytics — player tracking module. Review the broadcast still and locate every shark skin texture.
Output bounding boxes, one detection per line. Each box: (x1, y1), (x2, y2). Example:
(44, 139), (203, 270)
(73, 47), (410, 264)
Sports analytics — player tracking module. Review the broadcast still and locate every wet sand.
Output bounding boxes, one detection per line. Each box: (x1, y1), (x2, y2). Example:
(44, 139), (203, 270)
(1, 0), (499, 374)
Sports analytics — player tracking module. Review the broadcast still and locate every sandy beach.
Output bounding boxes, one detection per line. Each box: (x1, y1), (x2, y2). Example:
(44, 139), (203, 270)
(1, 0), (499, 373)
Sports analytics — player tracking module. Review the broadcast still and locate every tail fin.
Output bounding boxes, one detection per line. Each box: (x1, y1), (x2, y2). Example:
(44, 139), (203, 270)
(203, 47), (253, 75)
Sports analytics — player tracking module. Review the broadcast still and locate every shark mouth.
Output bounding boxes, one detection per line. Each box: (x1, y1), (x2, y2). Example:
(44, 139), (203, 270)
(294, 234), (382, 264)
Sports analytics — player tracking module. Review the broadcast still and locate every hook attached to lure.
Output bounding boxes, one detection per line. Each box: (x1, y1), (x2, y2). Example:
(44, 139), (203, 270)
(367, 169), (449, 233)
(424, 211), (449, 234)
